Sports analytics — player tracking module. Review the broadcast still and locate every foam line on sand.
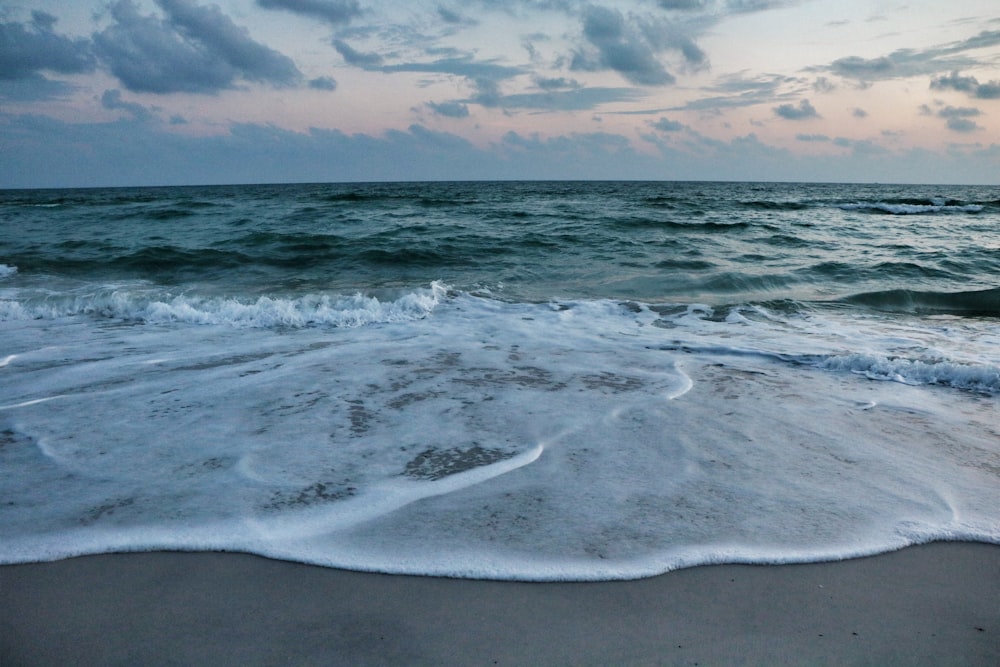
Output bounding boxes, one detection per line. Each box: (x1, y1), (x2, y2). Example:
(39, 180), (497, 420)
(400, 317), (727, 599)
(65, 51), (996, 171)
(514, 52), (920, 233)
(1, 542), (997, 666)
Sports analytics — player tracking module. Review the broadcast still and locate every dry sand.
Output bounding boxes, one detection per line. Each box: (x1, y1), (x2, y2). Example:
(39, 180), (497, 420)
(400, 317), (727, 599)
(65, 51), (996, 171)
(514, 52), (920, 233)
(2, 541), (997, 666)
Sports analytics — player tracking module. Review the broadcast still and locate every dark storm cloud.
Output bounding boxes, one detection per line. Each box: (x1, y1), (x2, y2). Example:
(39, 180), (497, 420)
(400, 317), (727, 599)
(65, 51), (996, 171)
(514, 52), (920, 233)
(773, 99), (818, 120)
(930, 71), (1000, 100)
(571, 5), (675, 85)
(93, 0), (302, 94)
(0, 11), (95, 80)
(256, 0), (361, 25)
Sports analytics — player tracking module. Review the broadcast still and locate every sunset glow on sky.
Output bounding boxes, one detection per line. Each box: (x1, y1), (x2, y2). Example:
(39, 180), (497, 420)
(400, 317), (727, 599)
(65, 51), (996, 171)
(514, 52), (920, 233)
(2, 0), (998, 186)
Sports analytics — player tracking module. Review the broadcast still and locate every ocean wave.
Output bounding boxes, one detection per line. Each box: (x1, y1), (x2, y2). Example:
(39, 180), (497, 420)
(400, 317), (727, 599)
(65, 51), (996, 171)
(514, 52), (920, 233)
(838, 199), (984, 215)
(819, 354), (1000, 395)
(739, 200), (811, 211)
(0, 264), (17, 279)
(656, 341), (1000, 396)
(0, 282), (449, 328)
(612, 218), (753, 231)
(840, 287), (1000, 317)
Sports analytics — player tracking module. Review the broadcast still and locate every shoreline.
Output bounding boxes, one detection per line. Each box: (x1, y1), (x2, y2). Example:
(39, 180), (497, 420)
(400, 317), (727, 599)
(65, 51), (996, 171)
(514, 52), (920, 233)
(2, 541), (997, 666)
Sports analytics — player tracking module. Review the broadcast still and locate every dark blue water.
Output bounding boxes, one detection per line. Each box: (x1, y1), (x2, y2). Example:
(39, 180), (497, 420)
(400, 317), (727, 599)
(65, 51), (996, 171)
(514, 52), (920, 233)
(2, 181), (998, 308)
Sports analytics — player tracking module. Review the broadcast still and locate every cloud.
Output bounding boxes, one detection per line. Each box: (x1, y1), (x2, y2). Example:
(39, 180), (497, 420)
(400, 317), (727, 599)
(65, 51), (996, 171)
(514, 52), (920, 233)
(828, 55), (894, 79)
(929, 70), (978, 93)
(332, 39), (383, 67)
(477, 86), (641, 112)
(426, 100), (470, 117)
(469, 77), (503, 107)
(0, 76), (76, 100)
(723, 0), (796, 12)
(773, 99), (818, 120)
(796, 133), (829, 142)
(821, 30), (1000, 82)
(309, 76), (337, 90)
(655, 0), (794, 13)
(377, 57), (523, 81)
(977, 82), (1000, 99)
(652, 117), (685, 132)
(534, 76), (582, 91)
(944, 118), (979, 132)
(437, 6), (475, 26)
(4, 109), (999, 188)
(938, 105), (981, 119)
(101, 88), (155, 121)
(938, 105), (982, 133)
(668, 72), (798, 113)
(570, 6), (675, 86)
(852, 107), (868, 118)
(93, 0), (302, 94)
(343, 52), (526, 111)
(0, 11), (95, 86)
(812, 76), (835, 93)
(657, 0), (708, 9)
(930, 71), (1000, 100)
(256, 0), (361, 25)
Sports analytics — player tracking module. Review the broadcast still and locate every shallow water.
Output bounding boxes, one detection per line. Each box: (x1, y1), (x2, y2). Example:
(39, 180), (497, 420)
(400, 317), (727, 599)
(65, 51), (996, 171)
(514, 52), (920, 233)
(1, 181), (998, 579)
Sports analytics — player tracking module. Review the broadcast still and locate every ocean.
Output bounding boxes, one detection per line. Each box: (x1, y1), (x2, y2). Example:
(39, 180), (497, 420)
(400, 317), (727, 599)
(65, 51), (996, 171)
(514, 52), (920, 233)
(1, 181), (998, 581)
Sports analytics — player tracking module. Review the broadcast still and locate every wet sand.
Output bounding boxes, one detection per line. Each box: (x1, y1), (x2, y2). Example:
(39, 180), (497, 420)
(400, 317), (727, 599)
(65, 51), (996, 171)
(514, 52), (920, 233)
(2, 542), (997, 666)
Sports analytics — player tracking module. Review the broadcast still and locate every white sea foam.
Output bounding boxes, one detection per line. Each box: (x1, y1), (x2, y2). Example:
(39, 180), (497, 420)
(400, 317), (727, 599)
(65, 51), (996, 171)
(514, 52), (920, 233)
(0, 264), (16, 279)
(0, 281), (448, 327)
(819, 353), (1000, 394)
(0, 289), (997, 580)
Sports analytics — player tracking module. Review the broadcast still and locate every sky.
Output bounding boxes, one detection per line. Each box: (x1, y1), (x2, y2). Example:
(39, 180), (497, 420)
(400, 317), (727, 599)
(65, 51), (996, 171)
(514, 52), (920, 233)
(1, 0), (998, 187)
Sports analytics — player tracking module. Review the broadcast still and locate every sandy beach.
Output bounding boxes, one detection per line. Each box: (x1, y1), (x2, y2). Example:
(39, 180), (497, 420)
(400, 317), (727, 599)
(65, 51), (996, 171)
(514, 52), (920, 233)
(1, 541), (996, 666)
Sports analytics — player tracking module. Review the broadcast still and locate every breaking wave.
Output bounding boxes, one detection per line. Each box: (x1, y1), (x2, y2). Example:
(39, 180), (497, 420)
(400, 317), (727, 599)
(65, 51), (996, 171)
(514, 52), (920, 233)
(0, 282), (448, 328)
(837, 198), (986, 215)
(839, 288), (1000, 317)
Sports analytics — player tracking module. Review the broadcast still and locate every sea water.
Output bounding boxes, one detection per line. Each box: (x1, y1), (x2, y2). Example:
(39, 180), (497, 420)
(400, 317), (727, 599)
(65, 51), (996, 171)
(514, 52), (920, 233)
(1, 181), (997, 580)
